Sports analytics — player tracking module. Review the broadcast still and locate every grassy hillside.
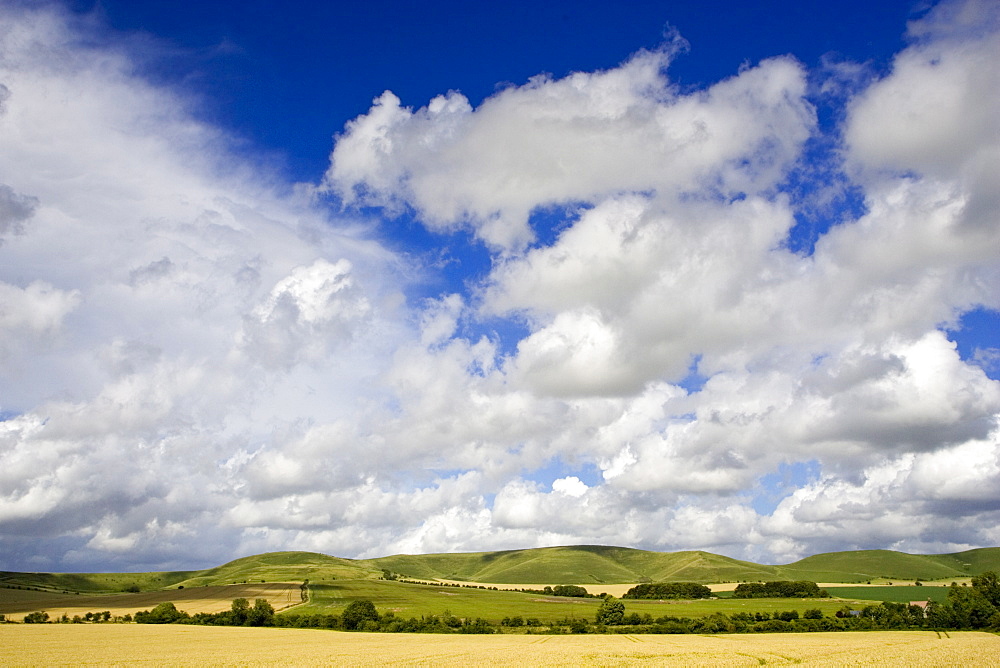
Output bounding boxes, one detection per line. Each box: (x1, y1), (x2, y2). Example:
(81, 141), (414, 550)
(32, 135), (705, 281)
(0, 551), (376, 594)
(776, 548), (1000, 583)
(366, 546), (785, 585)
(174, 551), (379, 587)
(2, 545), (998, 595)
(371, 545), (1000, 585)
(929, 548), (1000, 575)
(0, 569), (197, 594)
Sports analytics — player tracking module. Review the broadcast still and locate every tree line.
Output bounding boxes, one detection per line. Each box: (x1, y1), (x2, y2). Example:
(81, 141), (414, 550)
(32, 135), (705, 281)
(623, 582), (713, 599)
(732, 581), (828, 598)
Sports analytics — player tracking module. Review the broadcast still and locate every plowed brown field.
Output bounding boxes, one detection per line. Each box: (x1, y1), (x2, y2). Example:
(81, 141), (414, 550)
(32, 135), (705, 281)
(1, 626), (998, 666)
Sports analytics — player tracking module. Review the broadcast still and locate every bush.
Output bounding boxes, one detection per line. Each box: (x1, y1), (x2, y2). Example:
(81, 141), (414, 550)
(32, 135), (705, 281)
(652, 620), (692, 634)
(341, 600), (379, 630)
(460, 618), (496, 634)
(23, 611), (49, 624)
(595, 596), (625, 625)
(623, 612), (644, 625)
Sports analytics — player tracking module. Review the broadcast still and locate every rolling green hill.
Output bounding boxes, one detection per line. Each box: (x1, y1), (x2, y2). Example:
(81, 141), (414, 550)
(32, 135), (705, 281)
(174, 551), (379, 587)
(776, 548), (1000, 583)
(367, 546), (784, 584)
(0, 569), (197, 594)
(365, 545), (1000, 585)
(2, 545), (997, 594)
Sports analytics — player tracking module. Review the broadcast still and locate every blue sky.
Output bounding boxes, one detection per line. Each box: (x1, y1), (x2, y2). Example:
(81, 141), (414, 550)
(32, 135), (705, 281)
(84, 1), (912, 180)
(1, 0), (998, 572)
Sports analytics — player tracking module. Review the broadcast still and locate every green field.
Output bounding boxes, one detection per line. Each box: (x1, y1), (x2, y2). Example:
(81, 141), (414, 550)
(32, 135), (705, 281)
(821, 586), (950, 604)
(0, 578), (873, 624)
(289, 579), (874, 623)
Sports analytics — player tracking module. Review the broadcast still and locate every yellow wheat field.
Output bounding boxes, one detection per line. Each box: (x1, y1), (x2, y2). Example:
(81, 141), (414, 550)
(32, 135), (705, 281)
(1, 626), (999, 667)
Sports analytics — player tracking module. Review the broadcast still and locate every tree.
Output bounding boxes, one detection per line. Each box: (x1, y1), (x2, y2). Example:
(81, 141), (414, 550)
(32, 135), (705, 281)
(623, 582), (712, 600)
(133, 602), (188, 624)
(733, 581), (822, 598)
(929, 583), (999, 629)
(972, 571), (1000, 608)
(341, 599), (379, 630)
(23, 611), (49, 624)
(551, 585), (589, 597)
(595, 596), (625, 625)
(229, 598), (250, 625)
(246, 599), (275, 626)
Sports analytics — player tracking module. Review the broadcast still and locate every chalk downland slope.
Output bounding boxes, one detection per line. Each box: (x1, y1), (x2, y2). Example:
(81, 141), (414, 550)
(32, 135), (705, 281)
(2, 545), (998, 595)
(365, 545), (1000, 585)
(368, 546), (782, 584)
(777, 547), (1000, 583)
(174, 551), (379, 587)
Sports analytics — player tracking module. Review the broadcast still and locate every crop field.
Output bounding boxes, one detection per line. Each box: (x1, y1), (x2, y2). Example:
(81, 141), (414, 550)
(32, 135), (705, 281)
(293, 579), (873, 623)
(2, 625), (998, 666)
(0, 582), (301, 621)
(821, 585), (950, 604)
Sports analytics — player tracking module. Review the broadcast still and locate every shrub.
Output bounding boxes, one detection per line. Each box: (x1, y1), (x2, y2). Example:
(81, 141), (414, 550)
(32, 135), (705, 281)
(595, 596), (625, 625)
(341, 600), (379, 630)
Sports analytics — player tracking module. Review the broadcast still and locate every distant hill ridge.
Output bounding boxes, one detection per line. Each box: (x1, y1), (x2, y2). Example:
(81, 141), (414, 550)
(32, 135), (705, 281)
(2, 545), (997, 593)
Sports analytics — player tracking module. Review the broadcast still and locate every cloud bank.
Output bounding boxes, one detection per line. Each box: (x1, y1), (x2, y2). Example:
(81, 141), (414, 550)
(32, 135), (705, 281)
(1, 0), (998, 571)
